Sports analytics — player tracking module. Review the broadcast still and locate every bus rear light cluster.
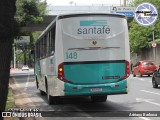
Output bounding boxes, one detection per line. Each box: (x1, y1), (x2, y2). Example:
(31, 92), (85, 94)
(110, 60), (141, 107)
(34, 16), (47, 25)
(58, 63), (70, 83)
(119, 60), (130, 80)
(126, 61), (130, 76)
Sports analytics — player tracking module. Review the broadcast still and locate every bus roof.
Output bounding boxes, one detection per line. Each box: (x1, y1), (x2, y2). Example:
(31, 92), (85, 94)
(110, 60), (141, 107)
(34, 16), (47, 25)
(57, 12), (126, 20)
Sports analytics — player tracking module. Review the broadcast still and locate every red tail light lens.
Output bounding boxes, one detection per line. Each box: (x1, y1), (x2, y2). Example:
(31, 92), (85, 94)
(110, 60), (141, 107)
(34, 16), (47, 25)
(58, 63), (70, 83)
(119, 60), (130, 80)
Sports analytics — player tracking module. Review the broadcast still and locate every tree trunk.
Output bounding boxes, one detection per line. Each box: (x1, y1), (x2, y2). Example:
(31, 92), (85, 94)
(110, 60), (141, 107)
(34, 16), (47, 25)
(24, 47), (27, 65)
(0, 1), (16, 119)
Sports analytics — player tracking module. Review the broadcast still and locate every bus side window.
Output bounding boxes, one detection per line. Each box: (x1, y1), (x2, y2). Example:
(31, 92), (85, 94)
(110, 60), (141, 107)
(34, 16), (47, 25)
(40, 39), (43, 58)
(44, 35), (47, 57)
(46, 33), (50, 56)
(35, 43), (38, 59)
(51, 26), (55, 54)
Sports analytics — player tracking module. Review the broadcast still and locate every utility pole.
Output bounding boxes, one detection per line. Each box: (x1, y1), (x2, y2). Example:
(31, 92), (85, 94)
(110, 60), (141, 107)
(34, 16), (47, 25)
(124, 0), (126, 6)
(13, 44), (16, 68)
(152, 30), (156, 61)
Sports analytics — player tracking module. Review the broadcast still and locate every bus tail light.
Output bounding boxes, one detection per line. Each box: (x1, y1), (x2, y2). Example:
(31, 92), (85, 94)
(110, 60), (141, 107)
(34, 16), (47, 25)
(119, 60), (130, 80)
(58, 63), (70, 83)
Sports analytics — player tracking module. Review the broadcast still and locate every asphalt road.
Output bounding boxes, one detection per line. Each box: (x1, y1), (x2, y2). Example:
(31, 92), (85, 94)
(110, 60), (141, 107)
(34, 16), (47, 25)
(9, 70), (160, 120)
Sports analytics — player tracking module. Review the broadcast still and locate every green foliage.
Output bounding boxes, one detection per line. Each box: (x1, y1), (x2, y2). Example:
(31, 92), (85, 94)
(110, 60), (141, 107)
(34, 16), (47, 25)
(129, 0), (160, 53)
(16, 0), (47, 26)
(5, 88), (14, 110)
(32, 31), (42, 44)
(15, 0), (47, 65)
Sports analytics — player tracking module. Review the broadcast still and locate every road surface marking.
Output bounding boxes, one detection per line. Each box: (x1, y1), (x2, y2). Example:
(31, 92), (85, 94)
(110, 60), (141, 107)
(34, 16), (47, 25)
(136, 98), (160, 106)
(141, 90), (160, 96)
(139, 78), (145, 81)
(24, 73), (30, 90)
(57, 106), (92, 117)
(139, 117), (151, 120)
(10, 77), (36, 107)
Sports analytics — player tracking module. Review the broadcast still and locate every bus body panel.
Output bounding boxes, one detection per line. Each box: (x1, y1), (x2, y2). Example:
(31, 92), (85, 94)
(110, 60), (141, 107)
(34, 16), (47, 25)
(55, 15), (130, 64)
(64, 61), (125, 84)
(64, 79), (127, 96)
(35, 13), (130, 98)
(55, 14), (130, 96)
(35, 56), (57, 95)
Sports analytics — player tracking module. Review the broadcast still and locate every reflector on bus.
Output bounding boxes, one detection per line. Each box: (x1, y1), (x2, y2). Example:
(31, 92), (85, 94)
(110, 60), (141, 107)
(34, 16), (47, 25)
(58, 63), (71, 83)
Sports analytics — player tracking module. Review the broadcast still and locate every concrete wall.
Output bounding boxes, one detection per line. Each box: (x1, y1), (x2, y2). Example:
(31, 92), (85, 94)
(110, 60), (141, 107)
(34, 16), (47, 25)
(131, 44), (160, 66)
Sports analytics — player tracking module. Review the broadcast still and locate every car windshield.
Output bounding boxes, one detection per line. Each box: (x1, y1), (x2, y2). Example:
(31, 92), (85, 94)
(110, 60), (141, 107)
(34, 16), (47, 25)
(143, 62), (154, 66)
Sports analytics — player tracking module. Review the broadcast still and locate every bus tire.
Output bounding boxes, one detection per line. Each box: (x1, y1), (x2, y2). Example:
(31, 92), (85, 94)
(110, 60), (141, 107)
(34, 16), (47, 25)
(36, 77), (39, 89)
(47, 93), (61, 105)
(45, 81), (53, 105)
(91, 95), (107, 102)
(133, 72), (136, 77)
(52, 97), (63, 105)
(45, 80), (58, 105)
(40, 90), (46, 96)
(140, 72), (143, 77)
(46, 86), (54, 105)
(47, 95), (54, 105)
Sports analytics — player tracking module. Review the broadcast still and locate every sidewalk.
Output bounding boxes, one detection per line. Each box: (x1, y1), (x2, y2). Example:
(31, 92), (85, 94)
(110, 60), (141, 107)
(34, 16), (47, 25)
(8, 72), (44, 120)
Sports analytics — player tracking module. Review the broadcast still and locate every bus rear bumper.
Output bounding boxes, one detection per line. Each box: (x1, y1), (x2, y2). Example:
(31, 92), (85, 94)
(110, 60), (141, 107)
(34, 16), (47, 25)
(64, 79), (128, 96)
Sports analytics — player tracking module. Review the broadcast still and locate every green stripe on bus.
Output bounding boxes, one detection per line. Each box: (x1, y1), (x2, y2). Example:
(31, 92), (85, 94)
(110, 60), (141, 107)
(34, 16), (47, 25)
(64, 79), (127, 96)
(64, 62), (125, 84)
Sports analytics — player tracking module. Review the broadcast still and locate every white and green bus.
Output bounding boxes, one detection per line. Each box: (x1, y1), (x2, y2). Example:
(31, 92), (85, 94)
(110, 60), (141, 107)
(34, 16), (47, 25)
(34, 13), (130, 105)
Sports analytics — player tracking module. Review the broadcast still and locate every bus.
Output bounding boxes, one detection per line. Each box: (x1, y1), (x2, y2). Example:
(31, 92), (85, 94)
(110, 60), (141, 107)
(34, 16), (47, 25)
(34, 13), (130, 105)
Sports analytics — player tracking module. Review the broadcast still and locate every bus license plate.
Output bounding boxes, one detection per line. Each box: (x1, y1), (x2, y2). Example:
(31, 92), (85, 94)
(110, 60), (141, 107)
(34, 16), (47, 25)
(91, 88), (102, 92)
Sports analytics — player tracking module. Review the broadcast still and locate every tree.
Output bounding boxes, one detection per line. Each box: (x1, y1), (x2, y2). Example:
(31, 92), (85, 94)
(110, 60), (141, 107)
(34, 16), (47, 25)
(15, 0), (47, 66)
(0, 0), (16, 118)
(16, 0), (47, 26)
(129, 21), (153, 53)
(129, 0), (160, 54)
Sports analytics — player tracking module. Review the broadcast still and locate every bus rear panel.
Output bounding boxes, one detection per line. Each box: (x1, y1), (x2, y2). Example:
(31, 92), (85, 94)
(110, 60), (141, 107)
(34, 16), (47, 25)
(56, 13), (130, 97)
(35, 13), (130, 104)
(58, 60), (129, 96)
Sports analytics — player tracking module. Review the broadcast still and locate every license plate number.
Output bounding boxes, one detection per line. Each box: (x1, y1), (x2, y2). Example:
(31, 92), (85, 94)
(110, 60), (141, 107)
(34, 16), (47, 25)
(91, 88), (102, 92)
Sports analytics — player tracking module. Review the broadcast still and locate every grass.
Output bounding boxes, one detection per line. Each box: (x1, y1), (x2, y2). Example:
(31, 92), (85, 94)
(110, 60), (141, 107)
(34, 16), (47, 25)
(5, 87), (14, 111)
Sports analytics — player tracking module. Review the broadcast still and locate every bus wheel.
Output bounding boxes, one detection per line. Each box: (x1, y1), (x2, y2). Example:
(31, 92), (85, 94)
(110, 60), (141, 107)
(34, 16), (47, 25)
(133, 72), (136, 77)
(46, 85), (54, 105)
(52, 97), (63, 105)
(47, 95), (54, 105)
(40, 90), (46, 96)
(91, 95), (107, 102)
(140, 72), (143, 77)
(36, 77), (39, 89)
(47, 91), (54, 105)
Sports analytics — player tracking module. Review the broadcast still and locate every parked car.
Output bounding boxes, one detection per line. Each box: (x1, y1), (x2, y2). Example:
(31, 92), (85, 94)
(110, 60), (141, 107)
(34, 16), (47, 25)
(152, 67), (160, 88)
(22, 65), (29, 71)
(132, 60), (157, 77)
